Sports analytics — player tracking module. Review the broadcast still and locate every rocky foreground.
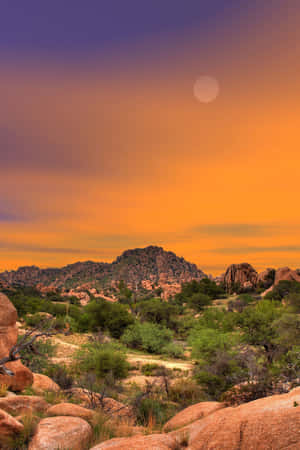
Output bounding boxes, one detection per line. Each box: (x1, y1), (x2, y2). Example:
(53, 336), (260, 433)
(0, 292), (299, 449)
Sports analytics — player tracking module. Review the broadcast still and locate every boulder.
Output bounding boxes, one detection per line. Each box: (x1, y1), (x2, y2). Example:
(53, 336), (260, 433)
(222, 263), (257, 291)
(32, 373), (60, 394)
(0, 360), (33, 392)
(163, 401), (224, 432)
(257, 268), (275, 289)
(188, 387), (300, 449)
(67, 388), (133, 417)
(91, 433), (176, 450)
(0, 395), (48, 415)
(29, 416), (92, 450)
(274, 267), (300, 285)
(0, 408), (24, 444)
(47, 402), (94, 422)
(0, 293), (33, 391)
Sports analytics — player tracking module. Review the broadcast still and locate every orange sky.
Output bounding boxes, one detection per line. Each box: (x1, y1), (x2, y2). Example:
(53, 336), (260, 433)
(1, 3), (300, 274)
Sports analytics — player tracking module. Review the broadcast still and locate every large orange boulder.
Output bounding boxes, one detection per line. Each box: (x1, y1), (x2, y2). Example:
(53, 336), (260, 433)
(222, 263), (257, 291)
(274, 267), (300, 285)
(91, 433), (176, 450)
(67, 388), (133, 418)
(163, 401), (224, 432)
(47, 402), (94, 422)
(0, 395), (49, 415)
(0, 293), (33, 391)
(0, 408), (24, 445)
(32, 373), (60, 394)
(188, 387), (300, 449)
(29, 416), (92, 450)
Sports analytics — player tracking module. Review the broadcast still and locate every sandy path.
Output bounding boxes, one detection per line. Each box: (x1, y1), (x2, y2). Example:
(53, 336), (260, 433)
(50, 335), (193, 373)
(127, 353), (192, 371)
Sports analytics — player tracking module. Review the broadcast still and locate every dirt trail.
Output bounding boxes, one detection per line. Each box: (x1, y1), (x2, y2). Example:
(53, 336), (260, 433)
(50, 335), (193, 372)
(127, 353), (192, 371)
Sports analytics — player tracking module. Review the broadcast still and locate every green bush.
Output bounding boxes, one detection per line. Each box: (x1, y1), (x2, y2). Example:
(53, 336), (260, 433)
(175, 278), (225, 305)
(121, 322), (173, 354)
(135, 398), (173, 426)
(141, 363), (162, 376)
(75, 343), (130, 380)
(265, 280), (300, 301)
(168, 378), (205, 407)
(77, 300), (134, 338)
(161, 342), (184, 359)
(45, 365), (74, 389)
(137, 298), (178, 328)
(187, 292), (212, 311)
(19, 338), (57, 374)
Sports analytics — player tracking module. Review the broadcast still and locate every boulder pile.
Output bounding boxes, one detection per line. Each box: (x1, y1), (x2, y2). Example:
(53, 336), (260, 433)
(0, 293), (33, 392)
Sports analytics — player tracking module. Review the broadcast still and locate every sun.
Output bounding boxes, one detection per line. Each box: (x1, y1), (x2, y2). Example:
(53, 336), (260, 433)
(193, 76), (220, 103)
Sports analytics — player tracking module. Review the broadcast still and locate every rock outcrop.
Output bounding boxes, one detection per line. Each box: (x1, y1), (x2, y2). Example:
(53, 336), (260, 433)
(0, 246), (206, 299)
(32, 373), (60, 394)
(222, 263), (258, 291)
(91, 433), (177, 450)
(67, 388), (133, 418)
(92, 388), (300, 450)
(47, 402), (94, 422)
(0, 408), (24, 445)
(163, 401), (224, 432)
(274, 266), (300, 285)
(0, 293), (33, 391)
(188, 387), (300, 449)
(0, 396), (48, 416)
(29, 416), (92, 450)
(257, 268), (275, 288)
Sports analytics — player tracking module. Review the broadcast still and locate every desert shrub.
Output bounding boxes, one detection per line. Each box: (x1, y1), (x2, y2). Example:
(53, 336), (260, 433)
(90, 410), (117, 445)
(194, 308), (236, 332)
(0, 384), (8, 397)
(168, 379), (205, 407)
(189, 326), (247, 399)
(187, 292), (212, 311)
(121, 322), (173, 354)
(227, 294), (255, 313)
(45, 365), (74, 390)
(137, 298), (179, 328)
(175, 278), (225, 305)
(176, 315), (198, 339)
(220, 381), (272, 406)
(5, 288), (50, 317)
(236, 300), (284, 363)
(162, 342), (184, 359)
(286, 292), (300, 313)
(135, 398), (173, 426)
(141, 363), (162, 376)
(77, 300), (134, 338)
(19, 338), (57, 373)
(265, 280), (300, 301)
(24, 313), (50, 328)
(6, 413), (40, 449)
(75, 343), (130, 380)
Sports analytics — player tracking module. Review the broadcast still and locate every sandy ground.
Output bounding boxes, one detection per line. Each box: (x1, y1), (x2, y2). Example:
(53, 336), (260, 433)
(50, 335), (193, 378)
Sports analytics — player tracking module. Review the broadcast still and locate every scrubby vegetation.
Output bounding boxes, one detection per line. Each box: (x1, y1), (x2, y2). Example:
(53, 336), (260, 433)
(3, 276), (300, 443)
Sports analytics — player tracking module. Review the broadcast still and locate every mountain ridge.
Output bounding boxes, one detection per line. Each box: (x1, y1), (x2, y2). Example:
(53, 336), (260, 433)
(0, 246), (206, 298)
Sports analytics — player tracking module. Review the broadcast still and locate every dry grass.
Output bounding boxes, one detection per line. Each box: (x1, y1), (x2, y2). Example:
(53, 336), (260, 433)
(0, 383), (8, 397)
(4, 412), (40, 450)
(91, 410), (145, 446)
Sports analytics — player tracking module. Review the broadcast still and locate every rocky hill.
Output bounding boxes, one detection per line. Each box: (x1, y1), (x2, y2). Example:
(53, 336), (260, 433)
(0, 246), (206, 298)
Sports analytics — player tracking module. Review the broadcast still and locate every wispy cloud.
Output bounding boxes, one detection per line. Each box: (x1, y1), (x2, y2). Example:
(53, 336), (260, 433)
(211, 246), (300, 254)
(192, 223), (272, 237)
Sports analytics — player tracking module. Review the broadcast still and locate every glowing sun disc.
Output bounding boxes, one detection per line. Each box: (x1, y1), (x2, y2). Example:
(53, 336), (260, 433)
(194, 76), (220, 103)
